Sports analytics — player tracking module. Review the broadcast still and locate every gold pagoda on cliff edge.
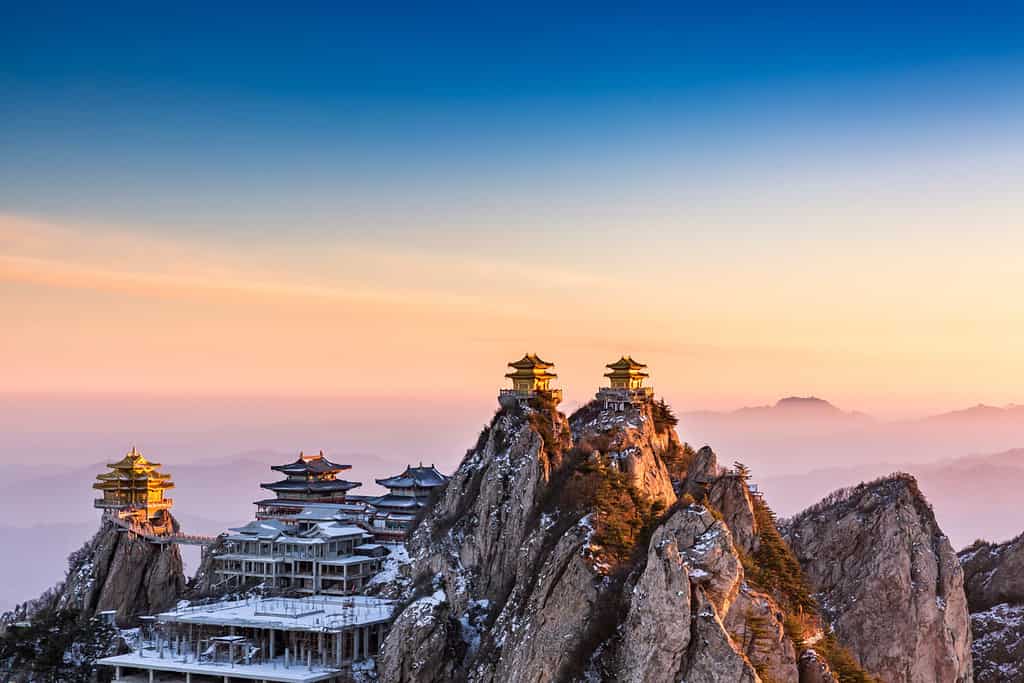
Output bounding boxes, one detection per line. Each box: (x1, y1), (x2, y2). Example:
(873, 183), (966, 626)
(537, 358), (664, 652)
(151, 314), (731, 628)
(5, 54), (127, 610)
(604, 356), (650, 390)
(598, 356), (654, 410)
(499, 353), (563, 406)
(93, 446), (174, 520)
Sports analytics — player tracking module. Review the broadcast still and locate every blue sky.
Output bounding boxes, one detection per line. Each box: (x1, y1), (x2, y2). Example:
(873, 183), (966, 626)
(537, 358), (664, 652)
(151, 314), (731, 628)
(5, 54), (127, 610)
(3, 2), (1023, 236)
(3, 3), (1024, 411)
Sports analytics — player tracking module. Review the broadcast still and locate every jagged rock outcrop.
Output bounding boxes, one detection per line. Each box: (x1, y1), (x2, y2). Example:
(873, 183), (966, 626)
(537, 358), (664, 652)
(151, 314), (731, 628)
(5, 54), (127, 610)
(724, 587), (799, 682)
(679, 445), (722, 501)
(380, 403), (578, 682)
(376, 590), (461, 682)
(569, 399), (679, 509)
(617, 505), (758, 682)
(379, 398), (820, 683)
(960, 532), (1024, 611)
(709, 472), (759, 555)
(959, 532), (1024, 682)
(21, 511), (186, 625)
(784, 474), (972, 683)
(183, 534), (229, 599)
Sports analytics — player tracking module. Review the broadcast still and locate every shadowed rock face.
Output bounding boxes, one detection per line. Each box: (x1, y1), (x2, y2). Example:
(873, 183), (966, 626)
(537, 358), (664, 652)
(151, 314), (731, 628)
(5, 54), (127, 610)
(784, 474), (972, 683)
(379, 405), (581, 682)
(27, 511), (186, 625)
(569, 399), (679, 509)
(709, 473), (759, 555)
(959, 532), (1024, 682)
(617, 505), (759, 683)
(378, 401), (791, 683)
(378, 401), (823, 683)
(382, 400), (970, 683)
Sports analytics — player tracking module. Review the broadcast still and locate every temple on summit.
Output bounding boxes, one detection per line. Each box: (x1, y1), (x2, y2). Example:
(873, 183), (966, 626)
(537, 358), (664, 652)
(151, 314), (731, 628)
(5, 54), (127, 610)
(597, 356), (654, 410)
(499, 353), (563, 407)
(92, 446), (174, 521)
(257, 450), (361, 519)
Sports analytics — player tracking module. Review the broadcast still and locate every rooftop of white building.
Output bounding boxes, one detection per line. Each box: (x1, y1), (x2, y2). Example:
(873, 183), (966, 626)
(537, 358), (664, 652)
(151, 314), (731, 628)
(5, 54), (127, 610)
(155, 595), (393, 633)
(97, 652), (345, 683)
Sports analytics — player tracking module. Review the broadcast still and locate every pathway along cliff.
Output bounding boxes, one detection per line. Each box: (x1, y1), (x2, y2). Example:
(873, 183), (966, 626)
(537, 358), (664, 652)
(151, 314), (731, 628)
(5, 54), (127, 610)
(376, 396), (971, 682)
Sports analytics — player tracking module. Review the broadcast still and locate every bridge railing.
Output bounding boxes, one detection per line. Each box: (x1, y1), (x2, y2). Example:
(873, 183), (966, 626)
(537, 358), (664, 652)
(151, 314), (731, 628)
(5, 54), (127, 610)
(102, 510), (216, 546)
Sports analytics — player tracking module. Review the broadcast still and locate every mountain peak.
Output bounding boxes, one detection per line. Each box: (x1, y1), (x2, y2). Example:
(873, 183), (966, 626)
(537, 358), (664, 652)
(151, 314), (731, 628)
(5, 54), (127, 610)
(774, 396), (840, 412)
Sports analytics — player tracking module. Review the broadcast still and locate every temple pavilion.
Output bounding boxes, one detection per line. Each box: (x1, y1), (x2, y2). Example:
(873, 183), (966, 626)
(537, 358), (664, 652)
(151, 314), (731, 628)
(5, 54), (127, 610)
(257, 451), (361, 519)
(92, 446), (174, 522)
(499, 353), (563, 407)
(370, 464), (449, 541)
(597, 356), (654, 410)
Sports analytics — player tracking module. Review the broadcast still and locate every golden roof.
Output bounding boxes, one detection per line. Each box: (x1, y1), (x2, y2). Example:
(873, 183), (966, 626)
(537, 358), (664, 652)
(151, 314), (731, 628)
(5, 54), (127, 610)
(507, 353), (555, 370)
(93, 447), (175, 490)
(604, 355), (650, 377)
(106, 445), (163, 470)
(505, 353), (557, 380)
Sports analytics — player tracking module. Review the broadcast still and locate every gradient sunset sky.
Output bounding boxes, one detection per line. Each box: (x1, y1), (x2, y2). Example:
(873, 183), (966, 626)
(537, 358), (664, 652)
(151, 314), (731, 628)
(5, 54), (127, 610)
(3, 3), (1024, 416)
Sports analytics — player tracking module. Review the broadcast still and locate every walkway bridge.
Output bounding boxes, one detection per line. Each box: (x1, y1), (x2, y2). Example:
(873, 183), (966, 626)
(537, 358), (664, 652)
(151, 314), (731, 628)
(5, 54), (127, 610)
(104, 510), (218, 547)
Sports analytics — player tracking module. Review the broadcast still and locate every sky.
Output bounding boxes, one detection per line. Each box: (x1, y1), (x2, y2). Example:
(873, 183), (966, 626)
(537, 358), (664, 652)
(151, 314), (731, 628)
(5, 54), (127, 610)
(3, 3), (1024, 417)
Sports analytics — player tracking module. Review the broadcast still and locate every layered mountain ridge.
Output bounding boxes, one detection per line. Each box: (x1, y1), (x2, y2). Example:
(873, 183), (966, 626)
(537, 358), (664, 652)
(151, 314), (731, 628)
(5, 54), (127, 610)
(377, 397), (914, 682)
(8, 393), (1007, 682)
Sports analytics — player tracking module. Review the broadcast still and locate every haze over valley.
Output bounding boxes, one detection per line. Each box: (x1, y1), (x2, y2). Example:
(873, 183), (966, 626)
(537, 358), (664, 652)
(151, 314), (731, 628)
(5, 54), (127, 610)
(4, 391), (1022, 613)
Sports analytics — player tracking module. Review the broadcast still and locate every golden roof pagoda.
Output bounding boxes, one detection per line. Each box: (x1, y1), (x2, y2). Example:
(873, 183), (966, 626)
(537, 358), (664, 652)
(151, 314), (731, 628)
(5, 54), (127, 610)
(504, 353), (557, 392)
(604, 356), (650, 390)
(500, 353), (563, 405)
(93, 446), (174, 520)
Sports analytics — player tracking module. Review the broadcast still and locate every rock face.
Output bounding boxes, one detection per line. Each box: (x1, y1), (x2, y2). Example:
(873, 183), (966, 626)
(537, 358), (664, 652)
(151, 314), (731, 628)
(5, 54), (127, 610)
(379, 404), (577, 682)
(378, 398), (826, 683)
(183, 534), (229, 599)
(22, 511), (186, 625)
(784, 474), (973, 683)
(959, 532), (1024, 682)
(617, 505), (758, 683)
(568, 398), (679, 509)
(709, 473), (759, 555)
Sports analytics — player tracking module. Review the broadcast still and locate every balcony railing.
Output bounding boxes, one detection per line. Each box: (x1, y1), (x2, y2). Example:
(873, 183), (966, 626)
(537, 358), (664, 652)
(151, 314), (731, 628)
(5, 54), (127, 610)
(93, 498), (173, 510)
(498, 388), (564, 404)
(596, 387), (653, 403)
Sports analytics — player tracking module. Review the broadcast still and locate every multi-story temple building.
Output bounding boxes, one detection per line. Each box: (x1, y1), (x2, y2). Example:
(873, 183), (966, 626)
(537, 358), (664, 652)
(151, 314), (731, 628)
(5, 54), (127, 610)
(256, 450), (361, 520)
(498, 353), (563, 407)
(597, 356), (655, 410)
(93, 446), (175, 522)
(216, 518), (386, 595)
(369, 464), (448, 541)
(217, 450), (385, 593)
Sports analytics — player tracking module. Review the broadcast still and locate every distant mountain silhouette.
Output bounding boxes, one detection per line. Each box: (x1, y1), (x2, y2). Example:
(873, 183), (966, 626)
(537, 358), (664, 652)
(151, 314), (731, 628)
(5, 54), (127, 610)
(918, 404), (1024, 424)
(684, 395), (871, 421)
(764, 448), (1024, 548)
(741, 396), (843, 413)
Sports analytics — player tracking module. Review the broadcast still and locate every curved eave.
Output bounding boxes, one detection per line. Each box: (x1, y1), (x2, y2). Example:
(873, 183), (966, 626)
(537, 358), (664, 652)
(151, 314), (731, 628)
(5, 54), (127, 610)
(259, 480), (362, 493)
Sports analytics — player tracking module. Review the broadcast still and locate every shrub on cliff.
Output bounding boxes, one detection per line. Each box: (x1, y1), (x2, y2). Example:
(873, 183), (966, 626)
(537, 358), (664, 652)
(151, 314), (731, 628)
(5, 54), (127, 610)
(554, 447), (664, 569)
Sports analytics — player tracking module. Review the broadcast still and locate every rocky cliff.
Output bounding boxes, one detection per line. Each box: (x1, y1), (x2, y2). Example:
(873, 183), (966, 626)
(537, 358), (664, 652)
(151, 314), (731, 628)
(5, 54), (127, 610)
(959, 532), (1024, 682)
(378, 397), (867, 683)
(784, 474), (973, 683)
(13, 511), (187, 626)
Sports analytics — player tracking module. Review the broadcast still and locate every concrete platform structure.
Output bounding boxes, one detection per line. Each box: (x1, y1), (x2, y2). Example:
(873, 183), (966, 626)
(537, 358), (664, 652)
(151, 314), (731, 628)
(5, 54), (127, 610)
(98, 595), (392, 683)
